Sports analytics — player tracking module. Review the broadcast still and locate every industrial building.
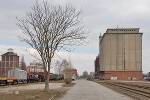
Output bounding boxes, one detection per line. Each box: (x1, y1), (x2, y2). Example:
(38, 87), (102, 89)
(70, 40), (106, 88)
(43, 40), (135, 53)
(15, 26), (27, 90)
(26, 60), (44, 73)
(94, 55), (100, 79)
(99, 28), (143, 80)
(0, 48), (19, 76)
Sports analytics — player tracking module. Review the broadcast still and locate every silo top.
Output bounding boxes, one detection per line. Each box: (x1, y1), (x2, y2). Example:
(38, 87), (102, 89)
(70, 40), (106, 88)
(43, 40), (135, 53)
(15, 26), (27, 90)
(106, 28), (140, 33)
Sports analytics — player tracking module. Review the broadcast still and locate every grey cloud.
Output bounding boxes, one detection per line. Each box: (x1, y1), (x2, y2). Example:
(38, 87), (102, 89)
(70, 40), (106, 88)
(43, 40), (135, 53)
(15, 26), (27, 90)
(0, 0), (150, 74)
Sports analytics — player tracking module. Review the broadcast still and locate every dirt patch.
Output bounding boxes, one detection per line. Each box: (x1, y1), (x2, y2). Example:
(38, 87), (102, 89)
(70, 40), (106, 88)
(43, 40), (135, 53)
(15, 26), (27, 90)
(0, 83), (64, 93)
(0, 82), (75, 100)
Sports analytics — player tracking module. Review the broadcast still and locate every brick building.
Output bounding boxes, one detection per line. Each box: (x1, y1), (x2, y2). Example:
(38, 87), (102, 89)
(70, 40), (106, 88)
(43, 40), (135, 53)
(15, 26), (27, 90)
(0, 48), (19, 76)
(71, 68), (78, 77)
(94, 55), (100, 79)
(26, 60), (44, 73)
(99, 28), (143, 80)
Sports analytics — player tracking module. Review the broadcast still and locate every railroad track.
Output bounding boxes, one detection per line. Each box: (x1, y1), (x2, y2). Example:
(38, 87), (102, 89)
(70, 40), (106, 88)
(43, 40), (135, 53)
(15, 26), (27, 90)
(96, 81), (150, 100)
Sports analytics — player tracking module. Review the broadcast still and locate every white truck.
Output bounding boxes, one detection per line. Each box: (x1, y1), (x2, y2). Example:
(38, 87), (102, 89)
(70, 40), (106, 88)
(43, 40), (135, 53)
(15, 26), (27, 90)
(72, 74), (76, 80)
(8, 69), (27, 83)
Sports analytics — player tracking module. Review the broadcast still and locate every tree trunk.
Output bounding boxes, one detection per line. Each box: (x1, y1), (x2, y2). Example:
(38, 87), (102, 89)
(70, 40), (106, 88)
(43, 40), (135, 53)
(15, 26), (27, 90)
(44, 72), (50, 91)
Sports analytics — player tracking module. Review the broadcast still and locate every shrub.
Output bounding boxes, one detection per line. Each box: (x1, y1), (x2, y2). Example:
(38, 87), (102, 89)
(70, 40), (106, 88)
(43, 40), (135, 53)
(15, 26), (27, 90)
(64, 73), (72, 84)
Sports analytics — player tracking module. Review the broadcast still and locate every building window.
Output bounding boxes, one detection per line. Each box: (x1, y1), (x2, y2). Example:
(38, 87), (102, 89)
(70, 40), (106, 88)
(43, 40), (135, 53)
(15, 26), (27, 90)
(2, 62), (5, 67)
(6, 56), (9, 61)
(6, 62), (9, 67)
(10, 56), (13, 61)
(2, 56), (5, 61)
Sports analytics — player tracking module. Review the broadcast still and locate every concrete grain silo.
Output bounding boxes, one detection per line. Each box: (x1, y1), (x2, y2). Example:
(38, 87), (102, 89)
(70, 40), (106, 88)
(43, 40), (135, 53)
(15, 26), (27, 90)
(99, 28), (143, 80)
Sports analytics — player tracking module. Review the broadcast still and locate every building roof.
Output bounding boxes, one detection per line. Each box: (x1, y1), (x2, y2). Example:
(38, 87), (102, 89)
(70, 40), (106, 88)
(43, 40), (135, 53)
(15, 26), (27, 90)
(99, 28), (143, 43)
(71, 68), (77, 71)
(1, 48), (19, 56)
(1, 52), (19, 56)
(106, 28), (141, 33)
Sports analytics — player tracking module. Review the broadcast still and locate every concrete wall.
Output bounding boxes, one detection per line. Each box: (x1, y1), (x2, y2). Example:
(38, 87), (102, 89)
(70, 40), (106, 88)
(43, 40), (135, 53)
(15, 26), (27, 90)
(99, 28), (142, 80)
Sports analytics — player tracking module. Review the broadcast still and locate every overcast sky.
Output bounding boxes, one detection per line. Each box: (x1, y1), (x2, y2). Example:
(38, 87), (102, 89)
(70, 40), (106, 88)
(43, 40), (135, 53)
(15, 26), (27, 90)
(0, 0), (150, 75)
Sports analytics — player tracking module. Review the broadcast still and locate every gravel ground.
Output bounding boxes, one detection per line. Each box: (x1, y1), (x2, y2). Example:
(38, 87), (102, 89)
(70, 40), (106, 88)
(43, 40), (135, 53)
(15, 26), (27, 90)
(60, 79), (135, 100)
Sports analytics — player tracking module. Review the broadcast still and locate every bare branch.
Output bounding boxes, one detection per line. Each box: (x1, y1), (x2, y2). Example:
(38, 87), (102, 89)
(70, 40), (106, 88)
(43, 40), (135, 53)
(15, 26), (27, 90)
(16, 1), (89, 91)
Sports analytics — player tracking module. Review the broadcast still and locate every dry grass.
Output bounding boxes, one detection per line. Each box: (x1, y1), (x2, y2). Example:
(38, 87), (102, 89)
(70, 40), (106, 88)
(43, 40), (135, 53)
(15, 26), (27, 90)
(0, 81), (75, 100)
(62, 83), (75, 87)
(0, 89), (59, 100)
(49, 80), (65, 83)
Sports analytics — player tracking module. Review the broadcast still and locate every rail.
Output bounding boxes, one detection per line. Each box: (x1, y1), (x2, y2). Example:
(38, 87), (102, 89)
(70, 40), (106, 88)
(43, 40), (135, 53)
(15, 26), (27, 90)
(96, 81), (150, 100)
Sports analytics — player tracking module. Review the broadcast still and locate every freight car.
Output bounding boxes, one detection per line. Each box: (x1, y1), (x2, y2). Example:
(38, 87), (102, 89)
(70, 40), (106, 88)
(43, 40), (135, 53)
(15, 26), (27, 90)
(0, 77), (18, 85)
(38, 72), (46, 82)
(50, 74), (64, 80)
(38, 72), (64, 81)
(27, 73), (39, 83)
(0, 69), (28, 85)
(38, 72), (53, 81)
(8, 69), (27, 83)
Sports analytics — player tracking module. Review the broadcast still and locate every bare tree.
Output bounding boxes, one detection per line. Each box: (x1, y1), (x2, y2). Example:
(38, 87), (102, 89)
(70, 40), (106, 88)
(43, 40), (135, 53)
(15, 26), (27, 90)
(20, 55), (27, 71)
(54, 60), (63, 76)
(89, 71), (95, 79)
(83, 71), (88, 78)
(68, 58), (73, 69)
(16, 1), (89, 91)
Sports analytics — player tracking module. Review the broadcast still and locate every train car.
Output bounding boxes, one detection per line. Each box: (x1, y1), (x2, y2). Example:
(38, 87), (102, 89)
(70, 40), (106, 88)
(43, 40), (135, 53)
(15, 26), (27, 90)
(38, 72), (45, 82)
(38, 72), (64, 81)
(38, 72), (53, 81)
(0, 77), (18, 85)
(27, 73), (39, 83)
(49, 73), (54, 81)
(53, 74), (64, 80)
(8, 69), (27, 83)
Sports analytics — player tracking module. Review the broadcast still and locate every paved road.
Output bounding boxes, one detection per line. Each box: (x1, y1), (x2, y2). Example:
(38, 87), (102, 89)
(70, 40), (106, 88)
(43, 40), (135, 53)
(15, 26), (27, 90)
(60, 80), (134, 100)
